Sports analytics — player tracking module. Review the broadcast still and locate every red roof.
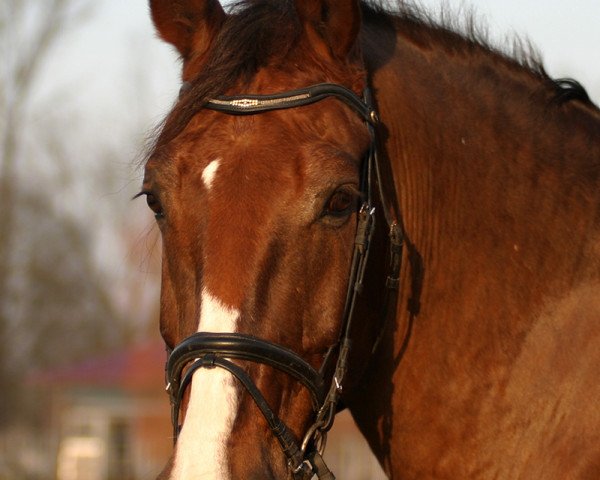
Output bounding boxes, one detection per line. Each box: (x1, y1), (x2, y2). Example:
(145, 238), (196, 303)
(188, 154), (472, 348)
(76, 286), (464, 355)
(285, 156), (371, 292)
(29, 341), (167, 392)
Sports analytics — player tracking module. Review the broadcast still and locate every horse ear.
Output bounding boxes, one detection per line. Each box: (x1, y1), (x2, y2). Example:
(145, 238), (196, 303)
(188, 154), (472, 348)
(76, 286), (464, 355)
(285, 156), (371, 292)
(149, 0), (226, 61)
(295, 0), (361, 59)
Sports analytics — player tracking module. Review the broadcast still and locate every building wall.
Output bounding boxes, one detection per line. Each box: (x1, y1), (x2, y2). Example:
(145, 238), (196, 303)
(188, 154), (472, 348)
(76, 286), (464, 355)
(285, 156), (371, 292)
(55, 389), (171, 480)
(53, 389), (387, 480)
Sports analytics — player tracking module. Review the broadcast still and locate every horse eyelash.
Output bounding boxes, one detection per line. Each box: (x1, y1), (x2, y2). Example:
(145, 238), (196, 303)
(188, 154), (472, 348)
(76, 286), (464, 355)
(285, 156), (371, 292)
(131, 191), (149, 201)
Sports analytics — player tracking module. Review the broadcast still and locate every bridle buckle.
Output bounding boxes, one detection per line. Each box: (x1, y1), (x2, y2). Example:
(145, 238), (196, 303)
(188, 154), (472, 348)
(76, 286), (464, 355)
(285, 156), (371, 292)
(291, 458), (314, 475)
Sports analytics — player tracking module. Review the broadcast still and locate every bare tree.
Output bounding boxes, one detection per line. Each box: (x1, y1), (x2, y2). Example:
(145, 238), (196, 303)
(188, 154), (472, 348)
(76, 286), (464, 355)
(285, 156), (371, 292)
(0, 0), (132, 425)
(0, 1), (168, 476)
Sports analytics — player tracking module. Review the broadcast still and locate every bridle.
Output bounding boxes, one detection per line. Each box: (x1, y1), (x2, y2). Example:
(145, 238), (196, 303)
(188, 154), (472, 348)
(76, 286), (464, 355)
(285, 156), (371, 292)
(164, 82), (403, 479)
(166, 82), (403, 479)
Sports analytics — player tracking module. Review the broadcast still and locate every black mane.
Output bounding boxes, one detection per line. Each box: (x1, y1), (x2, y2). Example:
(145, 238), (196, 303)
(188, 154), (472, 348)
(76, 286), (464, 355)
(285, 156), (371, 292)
(366, 2), (594, 107)
(553, 78), (592, 104)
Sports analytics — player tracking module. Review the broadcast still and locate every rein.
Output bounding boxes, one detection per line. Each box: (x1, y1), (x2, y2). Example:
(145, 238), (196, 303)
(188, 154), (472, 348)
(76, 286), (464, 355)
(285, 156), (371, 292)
(165, 82), (403, 479)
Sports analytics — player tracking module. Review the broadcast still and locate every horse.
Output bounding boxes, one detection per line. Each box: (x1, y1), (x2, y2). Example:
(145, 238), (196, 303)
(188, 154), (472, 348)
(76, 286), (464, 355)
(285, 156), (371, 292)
(142, 1), (600, 478)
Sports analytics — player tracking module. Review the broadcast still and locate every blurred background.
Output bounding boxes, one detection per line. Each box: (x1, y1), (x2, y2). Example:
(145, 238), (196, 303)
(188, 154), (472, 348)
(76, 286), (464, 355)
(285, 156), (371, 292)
(0, 0), (598, 479)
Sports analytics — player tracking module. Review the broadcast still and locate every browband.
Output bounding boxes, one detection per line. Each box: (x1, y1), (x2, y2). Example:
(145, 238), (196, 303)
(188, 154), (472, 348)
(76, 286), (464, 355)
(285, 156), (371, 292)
(205, 83), (379, 125)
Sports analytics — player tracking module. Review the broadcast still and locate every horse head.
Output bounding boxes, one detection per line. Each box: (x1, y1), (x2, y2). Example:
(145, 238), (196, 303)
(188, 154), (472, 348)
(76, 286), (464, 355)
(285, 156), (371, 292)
(146, 1), (393, 478)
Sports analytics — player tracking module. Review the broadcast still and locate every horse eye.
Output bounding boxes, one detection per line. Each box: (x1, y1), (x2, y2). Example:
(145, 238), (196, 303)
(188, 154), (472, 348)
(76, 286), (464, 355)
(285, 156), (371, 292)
(324, 190), (356, 217)
(145, 193), (164, 220)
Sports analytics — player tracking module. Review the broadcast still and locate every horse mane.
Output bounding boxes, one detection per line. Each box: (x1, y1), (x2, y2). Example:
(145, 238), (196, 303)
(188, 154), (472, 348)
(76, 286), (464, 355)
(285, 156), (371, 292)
(365, 1), (544, 70)
(551, 78), (592, 104)
(150, 0), (595, 155)
(365, 2), (594, 105)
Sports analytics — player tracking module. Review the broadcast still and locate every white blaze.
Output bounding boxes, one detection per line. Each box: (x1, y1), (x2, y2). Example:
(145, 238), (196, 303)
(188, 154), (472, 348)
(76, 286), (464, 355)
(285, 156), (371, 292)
(202, 159), (221, 191)
(171, 288), (239, 479)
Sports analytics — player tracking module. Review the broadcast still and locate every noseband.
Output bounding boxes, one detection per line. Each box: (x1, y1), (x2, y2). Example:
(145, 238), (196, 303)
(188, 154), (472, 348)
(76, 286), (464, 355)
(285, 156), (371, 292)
(165, 82), (403, 479)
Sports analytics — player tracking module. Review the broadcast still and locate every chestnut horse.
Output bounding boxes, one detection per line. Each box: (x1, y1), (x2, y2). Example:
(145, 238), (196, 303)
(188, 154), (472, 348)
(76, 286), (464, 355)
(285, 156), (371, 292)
(142, 1), (600, 478)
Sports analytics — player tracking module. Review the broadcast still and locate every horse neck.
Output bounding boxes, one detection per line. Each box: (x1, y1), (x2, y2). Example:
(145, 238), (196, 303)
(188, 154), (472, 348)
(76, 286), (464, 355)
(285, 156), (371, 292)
(368, 19), (600, 331)
(353, 16), (600, 476)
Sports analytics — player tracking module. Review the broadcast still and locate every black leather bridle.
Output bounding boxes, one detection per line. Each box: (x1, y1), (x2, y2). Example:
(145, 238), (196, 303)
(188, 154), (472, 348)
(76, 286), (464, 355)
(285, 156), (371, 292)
(164, 82), (403, 479)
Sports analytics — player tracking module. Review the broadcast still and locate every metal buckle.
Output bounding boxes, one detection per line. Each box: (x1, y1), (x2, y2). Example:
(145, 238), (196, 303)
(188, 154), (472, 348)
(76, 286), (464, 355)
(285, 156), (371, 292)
(301, 416), (330, 457)
(355, 203), (376, 252)
(291, 459), (314, 475)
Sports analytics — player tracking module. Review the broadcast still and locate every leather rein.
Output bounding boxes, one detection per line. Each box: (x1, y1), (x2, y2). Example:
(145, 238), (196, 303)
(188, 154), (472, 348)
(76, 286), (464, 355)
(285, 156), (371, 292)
(165, 82), (403, 479)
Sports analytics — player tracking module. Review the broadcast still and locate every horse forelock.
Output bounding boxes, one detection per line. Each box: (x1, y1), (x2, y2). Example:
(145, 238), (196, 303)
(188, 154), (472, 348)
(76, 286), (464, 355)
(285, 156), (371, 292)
(148, 0), (371, 160)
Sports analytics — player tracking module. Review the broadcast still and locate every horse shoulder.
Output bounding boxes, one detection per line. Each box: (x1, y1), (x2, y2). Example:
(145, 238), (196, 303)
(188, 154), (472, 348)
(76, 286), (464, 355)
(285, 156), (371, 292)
(483, 281), (600, 478)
